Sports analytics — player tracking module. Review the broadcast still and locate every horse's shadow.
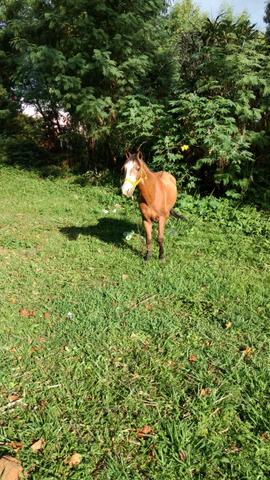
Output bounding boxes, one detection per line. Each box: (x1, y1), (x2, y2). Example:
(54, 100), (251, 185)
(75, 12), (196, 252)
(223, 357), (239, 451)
(60, 217), (142, 255)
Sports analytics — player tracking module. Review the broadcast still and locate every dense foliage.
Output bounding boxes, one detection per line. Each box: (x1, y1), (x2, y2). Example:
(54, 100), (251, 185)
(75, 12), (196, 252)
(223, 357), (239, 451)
(152, 5), (270, 196)
(0, 0), (270, 198)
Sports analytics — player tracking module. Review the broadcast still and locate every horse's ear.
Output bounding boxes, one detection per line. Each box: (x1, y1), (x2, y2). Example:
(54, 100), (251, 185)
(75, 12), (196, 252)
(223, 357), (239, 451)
(137, 151), (143, 161)
(125, 150), (131, 160)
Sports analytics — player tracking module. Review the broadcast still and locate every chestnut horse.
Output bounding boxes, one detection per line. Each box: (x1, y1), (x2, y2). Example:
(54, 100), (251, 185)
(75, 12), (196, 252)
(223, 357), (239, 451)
(121, 151), (182, 261)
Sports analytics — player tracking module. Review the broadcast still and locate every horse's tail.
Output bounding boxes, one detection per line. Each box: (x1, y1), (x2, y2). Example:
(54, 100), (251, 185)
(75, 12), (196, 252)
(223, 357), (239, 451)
(170, 209), (187, 221)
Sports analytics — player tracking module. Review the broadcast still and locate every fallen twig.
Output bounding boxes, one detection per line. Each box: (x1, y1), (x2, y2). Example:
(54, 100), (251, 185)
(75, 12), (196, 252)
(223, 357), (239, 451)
(1, 398), (25, 412)
(126, 294), (158, 312)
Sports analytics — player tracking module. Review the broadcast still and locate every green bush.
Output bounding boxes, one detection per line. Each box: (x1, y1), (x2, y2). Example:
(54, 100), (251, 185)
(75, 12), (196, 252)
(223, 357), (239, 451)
(1, 136), (45, 167)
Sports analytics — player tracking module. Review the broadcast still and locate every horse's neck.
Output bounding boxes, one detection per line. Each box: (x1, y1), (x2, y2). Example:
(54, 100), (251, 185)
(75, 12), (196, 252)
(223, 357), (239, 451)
(140, 160), (153, 178)
(138, 161), (155, 203)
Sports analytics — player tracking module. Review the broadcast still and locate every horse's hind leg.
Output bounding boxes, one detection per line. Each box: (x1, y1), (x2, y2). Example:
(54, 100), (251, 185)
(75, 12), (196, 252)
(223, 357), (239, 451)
(143, 219), (152, 261)
(158, 217), (166, 261)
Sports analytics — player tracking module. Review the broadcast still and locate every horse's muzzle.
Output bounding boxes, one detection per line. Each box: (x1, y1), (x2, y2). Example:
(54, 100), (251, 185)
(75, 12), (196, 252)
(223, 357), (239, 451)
(121, 183), (134, 198)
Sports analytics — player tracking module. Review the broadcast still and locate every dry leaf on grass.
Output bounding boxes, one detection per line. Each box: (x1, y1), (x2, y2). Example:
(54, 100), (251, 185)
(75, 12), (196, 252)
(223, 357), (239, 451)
(0, 456), (23, 480)
(199, 388), (211, 397)
(8, 394), (21, 403)
(122, 274), (129, 281)
(64, 453), (82, 467)
(43, 312), (50, 319)
(37, 337), (46, 343)
(8, 442), (23, 452)
(225, 322), (232, 329)
(225, 444), (242, 454)
(136, 425), (153, 438)
(37, 399), (47, 411)
(29, 346), (43, 353)
(179, 450), (187, 462)
(30, 438), (45, 453)
(144, 303), (153, 311)
(19, 309), (36, 318)
(241, 346), (254, 358)
(188, 354), (197, 363)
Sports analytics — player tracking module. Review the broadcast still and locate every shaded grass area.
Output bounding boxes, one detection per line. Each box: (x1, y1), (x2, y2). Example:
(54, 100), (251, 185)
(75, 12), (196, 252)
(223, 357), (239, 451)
(0, 165), (269, 479)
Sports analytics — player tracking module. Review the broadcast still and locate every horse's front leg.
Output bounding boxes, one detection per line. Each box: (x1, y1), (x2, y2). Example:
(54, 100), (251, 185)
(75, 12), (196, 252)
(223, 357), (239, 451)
(143, 219), (152, 261)
(158, 217), (166, 261)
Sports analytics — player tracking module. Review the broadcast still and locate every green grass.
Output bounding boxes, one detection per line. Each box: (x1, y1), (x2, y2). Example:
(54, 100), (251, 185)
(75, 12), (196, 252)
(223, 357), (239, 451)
(0, 165), (269, 479)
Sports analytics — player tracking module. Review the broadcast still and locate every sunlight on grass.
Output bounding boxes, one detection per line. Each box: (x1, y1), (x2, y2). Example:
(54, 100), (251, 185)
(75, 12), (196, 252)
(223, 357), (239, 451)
(0, 166), (269, 479)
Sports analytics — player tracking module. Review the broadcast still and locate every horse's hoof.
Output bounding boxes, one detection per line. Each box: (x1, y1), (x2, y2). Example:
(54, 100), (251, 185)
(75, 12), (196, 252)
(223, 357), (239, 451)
(159, 256), (165, 263)
(144, 253), (152, 261)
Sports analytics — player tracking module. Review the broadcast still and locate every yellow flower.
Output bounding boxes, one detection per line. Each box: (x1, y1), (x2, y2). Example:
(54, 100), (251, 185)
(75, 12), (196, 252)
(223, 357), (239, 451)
(180, 144), (189, 152)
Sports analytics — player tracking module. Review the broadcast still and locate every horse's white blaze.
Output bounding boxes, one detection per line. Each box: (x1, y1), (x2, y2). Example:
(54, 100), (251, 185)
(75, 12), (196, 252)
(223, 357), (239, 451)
(121, 160), (137, 197)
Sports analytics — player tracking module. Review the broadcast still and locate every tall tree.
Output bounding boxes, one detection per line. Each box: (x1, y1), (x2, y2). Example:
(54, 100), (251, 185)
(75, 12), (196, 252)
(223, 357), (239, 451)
(10, 0), (169, 164)
(0, 1), (21, 135)
(265, 1), (270, 41)
(153, 6), (270, 196)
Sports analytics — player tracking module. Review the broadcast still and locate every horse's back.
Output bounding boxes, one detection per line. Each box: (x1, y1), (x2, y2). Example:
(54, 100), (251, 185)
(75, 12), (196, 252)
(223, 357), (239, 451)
(158, 171), (176, 186)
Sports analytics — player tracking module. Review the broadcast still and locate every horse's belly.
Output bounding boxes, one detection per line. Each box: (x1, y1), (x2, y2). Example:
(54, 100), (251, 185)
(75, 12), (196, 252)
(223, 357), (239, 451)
(140, 202), (171, 221)
(139, 173), (177, 220)
(140, 203), (159, 221)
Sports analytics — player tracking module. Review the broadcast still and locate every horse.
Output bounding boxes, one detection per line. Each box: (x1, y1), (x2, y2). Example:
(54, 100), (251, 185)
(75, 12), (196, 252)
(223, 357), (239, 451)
(121, 151), (183, 261)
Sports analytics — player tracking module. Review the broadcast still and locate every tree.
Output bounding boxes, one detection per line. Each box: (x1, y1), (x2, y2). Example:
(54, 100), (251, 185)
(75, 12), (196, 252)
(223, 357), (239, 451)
(0, 1), (20, 135)
(153, 6), (270, 196)
(9, 0), (169, 165)
(169, 0), (206, 88)
(265, 1), (270, 41)
(1, 0), (269, 199)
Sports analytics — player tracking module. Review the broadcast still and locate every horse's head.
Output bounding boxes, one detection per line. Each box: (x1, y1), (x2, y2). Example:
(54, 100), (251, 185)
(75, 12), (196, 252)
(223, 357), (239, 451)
(121, 151), (143, 197)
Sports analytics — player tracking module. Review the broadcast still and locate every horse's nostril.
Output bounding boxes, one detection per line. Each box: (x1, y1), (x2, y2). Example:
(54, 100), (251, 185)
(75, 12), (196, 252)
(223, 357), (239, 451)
(121, 186), (128, 196)
(122, 187), (132, 198)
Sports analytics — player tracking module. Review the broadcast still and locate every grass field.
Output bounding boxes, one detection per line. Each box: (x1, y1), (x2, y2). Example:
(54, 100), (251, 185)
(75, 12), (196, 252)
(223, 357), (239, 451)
(0, 165), (269, 479)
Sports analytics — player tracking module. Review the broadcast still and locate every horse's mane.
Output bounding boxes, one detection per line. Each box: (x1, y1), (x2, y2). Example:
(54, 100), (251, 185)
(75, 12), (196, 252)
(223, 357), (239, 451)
(137, 156), (152, 174)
